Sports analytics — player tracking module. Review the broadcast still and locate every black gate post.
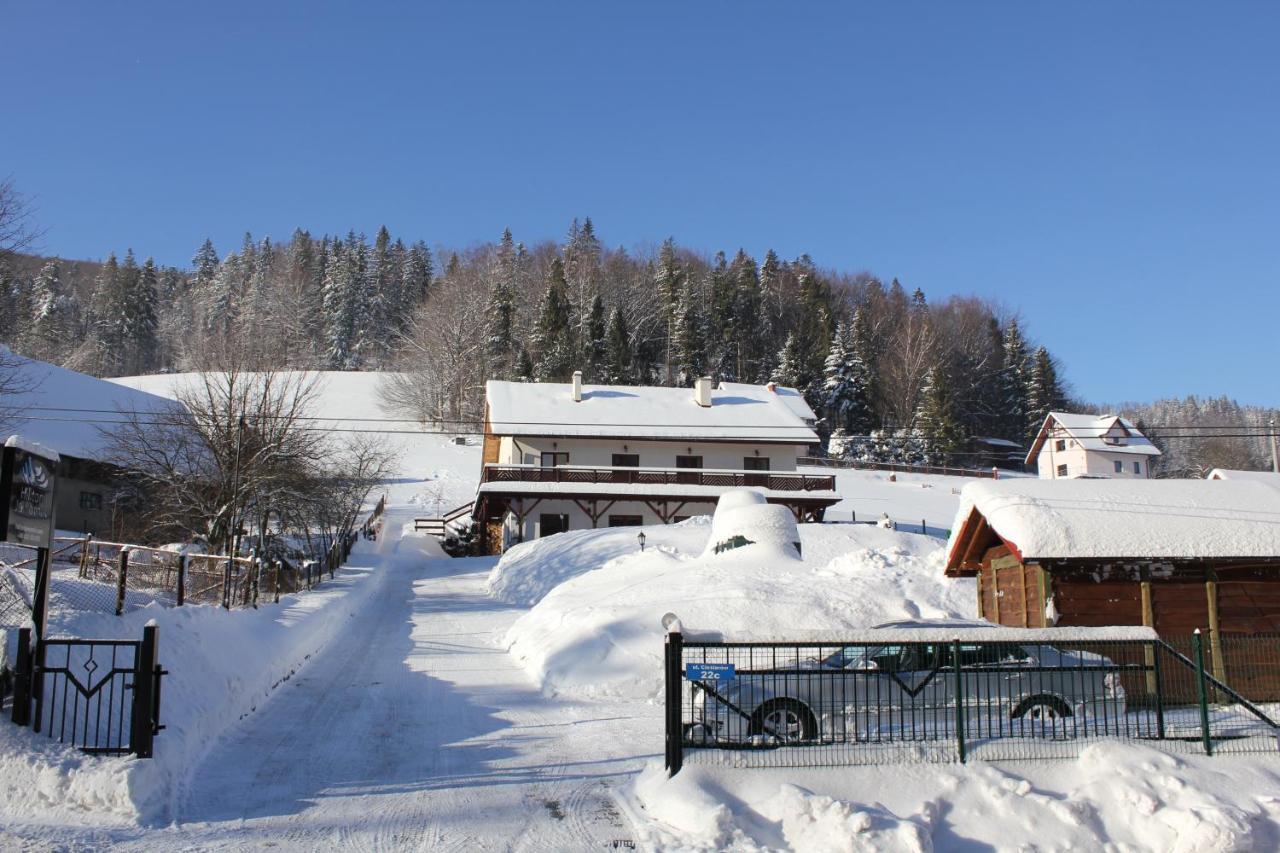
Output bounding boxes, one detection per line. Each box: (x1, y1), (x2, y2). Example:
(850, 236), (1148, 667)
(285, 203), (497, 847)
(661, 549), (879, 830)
(176, 553), (187, 606)
(115, 548), (129, 616)
(664, 630), (684, 776)
(11, 628), (32, 726)
(131, 624), (159, 758)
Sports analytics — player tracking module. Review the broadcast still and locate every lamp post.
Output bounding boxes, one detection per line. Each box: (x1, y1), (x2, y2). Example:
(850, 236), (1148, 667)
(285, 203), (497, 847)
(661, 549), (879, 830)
(638, 531), (646, 552)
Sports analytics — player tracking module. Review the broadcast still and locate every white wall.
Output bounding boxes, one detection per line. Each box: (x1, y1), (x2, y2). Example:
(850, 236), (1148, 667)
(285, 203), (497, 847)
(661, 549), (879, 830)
(506, 497), (719, 545)
(496, 436), (802, 471)
(1037, 439), (1150, 479)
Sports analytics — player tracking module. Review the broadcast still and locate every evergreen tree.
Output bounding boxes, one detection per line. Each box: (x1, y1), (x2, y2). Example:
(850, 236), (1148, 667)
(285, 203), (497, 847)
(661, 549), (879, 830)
(1025, 346), (1064, 441)
(123, 257), (160, 374)
(584, 293), (607, 381)
(605, 306), (633, 383)
(192, 238), (219, 292)
(772, 332), (804, 388)
(999, 319), (1030, 440)
(672, 288), (706, 385)
(27, 258), (76, 361)
(514, 345), (534, 382)
(847, 308), (878, 433)
(821, 320), (873, 437)
(361, 225), (395, 366)
(323, 240), (359, 369)
(654, 238), (683, 385)
(484, 229), (517, 376)
(914, 365), (965, 465)
(532, 258), (575, 382)
(729, 249), (764, 381)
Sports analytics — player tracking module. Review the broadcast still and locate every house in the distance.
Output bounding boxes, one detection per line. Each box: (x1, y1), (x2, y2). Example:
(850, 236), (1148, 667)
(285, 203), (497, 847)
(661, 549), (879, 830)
(1207, 468), (1280, 486)
(473, 373), (840, 555)
(1025, 412), (1161, 479)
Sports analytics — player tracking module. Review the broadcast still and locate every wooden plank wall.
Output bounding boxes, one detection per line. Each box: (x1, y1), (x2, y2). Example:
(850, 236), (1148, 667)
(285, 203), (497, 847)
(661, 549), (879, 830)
(1054, 580), (1144, 627)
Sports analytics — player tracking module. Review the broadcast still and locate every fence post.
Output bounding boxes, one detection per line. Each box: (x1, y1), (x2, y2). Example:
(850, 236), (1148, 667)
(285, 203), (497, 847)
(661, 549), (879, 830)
(250, 554), (260, 608)
(115, 548), (129, 616)
(665, 630), (684, 776)
(953, 638), (966, 763)
(177, 554), (187, 607)
(273, 560), (281, 604)
(921, 519), (927, 535)
(1151, 641), (1165, 740)
(222, 553), (233, 610)
(131, 623), (158, 758)
(78, 534), (93, 579)
(1192, 630), (1213, 756)
(11, 628), (32, 726)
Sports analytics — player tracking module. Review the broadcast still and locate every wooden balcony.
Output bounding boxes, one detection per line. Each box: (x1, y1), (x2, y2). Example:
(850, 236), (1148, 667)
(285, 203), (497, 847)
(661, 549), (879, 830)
(480, 464), (836, 493)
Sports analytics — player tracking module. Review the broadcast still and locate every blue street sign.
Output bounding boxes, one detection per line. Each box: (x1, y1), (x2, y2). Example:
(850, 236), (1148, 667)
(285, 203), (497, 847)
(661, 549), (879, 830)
(685, 663), (735, 682)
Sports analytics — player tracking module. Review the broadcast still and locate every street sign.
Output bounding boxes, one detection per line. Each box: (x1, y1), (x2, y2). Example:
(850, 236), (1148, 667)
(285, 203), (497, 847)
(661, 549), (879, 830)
(685, 662), (735, 682)
(0, 436), (59, 550)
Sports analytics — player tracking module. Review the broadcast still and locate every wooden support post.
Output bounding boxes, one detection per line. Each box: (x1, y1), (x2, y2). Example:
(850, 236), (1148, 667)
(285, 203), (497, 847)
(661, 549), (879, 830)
(991, 566), (1001, 625)
(1205, 575), (1227, 684)
(976, 571), (984, 620)
(1037, 566), (1049, 628)
(1141, 579), (1157, 697)
(177, 554), (187, 607)
(115, 548), (129, 616)
(1018, 564), (1029, 628)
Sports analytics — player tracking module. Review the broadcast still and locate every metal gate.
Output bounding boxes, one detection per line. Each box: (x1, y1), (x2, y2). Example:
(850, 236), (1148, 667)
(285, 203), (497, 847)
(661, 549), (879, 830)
(9, 625), (165, 757)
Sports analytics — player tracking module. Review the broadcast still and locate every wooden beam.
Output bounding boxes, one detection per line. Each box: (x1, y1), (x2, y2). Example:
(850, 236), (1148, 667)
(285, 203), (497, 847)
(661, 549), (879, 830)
(1019, 563), (1029, 628)
(1205, 573), (1227, 684)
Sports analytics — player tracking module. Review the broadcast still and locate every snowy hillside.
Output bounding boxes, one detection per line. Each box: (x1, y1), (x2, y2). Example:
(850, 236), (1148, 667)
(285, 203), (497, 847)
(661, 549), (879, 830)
(112, 371), (483, 512)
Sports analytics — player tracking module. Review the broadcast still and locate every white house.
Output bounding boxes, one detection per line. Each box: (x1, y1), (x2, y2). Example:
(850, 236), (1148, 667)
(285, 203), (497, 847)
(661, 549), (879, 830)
(472, 373), (840, 554)
(1025, 411), (1161, 480)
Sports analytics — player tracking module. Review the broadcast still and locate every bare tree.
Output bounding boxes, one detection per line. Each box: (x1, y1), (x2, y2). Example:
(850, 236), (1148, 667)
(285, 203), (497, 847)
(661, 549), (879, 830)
(0, 178), (42, 262)
(0, 347), (38, 436)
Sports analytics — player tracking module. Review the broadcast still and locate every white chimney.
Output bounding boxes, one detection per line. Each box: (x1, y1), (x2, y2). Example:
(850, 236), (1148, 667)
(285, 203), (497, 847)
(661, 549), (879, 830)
(694, 376), (713, 407)
(572, 370), (583, 402)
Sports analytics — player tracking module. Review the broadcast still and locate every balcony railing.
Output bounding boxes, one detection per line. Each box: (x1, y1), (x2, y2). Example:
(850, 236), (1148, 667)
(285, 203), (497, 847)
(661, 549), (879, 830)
(481, 464), (836, 493)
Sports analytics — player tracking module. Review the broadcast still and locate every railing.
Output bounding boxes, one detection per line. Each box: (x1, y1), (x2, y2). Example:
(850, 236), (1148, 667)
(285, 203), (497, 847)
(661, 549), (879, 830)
(481, 464), (836, 493)
(664, 633), (1280, 774)
(415, 502), (473, 537)
(798, 456), (1004, 479)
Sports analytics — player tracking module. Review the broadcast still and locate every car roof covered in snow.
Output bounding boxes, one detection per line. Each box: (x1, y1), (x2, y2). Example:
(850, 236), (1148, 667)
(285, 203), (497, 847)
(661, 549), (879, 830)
(2, 353), (182, 462)
(946, 478), (1280, 570)
(1025, 411), (1162, 465)
(484, 379), (818, 443)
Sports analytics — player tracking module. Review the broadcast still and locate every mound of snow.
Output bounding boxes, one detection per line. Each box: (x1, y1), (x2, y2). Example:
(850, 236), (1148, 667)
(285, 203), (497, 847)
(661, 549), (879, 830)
(487, 519), (710, 607)
(630, 742), (1280, 852)
(704, 489), (800, 559)
(503, 523), (971, 700)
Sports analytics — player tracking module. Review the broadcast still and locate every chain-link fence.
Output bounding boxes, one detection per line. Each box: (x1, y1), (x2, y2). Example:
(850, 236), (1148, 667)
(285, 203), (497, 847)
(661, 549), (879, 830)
(665, 634), (1280, 773)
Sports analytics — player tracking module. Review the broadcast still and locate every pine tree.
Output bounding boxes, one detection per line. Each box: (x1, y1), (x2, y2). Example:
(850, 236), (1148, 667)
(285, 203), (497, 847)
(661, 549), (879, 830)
(1025, 346), (1064, 441)
(729, 249), (764, 381)
(605, 306), (633, 383)
(672, 289), (706, 385)
(914, 366), (965, 465)
(847, 308), (878, 433)
(361, 225), (395, 366)
(999, 319), (1030, 441)
(514, 346), (534, 382)
(772, 332), (804, 388)
(27, 258), (76, 361)
(533, 257), (575, 382)
(192, 238), (219, 292)
(584, 293), (607, 381)
(654, 238), (683, 385)
(323, 240), (358, 369)
(123, 257), (160, 374)
(821, 320), (873, 437)
(484, 229), (517, 376)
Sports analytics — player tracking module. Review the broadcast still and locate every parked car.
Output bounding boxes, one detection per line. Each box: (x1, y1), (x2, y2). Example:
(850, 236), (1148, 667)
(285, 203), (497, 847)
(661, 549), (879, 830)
(690, 619), (1127, 745)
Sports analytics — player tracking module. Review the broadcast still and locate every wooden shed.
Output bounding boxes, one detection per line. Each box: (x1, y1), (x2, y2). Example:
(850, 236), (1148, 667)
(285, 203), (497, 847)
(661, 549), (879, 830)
(945, 479), (1280, 691)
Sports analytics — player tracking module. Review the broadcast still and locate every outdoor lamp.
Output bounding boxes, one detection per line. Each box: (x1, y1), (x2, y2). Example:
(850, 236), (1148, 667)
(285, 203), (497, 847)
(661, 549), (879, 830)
(638, 531), (646, 552)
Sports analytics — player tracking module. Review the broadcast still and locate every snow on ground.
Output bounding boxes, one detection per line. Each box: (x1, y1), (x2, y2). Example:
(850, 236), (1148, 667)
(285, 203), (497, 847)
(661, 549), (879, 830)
(501, 519), (972, 702)
(805, 466), (1022, 536)
(629, 744), (1280, 852)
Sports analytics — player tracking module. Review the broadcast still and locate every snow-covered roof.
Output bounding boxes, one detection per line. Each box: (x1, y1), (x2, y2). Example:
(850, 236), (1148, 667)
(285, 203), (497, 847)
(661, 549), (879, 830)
(947, 478), (1280, 568)
(1025, 411), (1161, 465)
(718, 381), (816, 424)
(2, 353), (181, 462)
(485, 379), (819, 443)
(1207, 468), (1280, 486)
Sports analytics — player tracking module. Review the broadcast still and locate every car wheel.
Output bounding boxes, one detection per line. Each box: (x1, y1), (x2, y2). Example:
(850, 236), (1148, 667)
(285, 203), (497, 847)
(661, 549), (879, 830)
(749, 699), (817, 743)
(1012, 695), (1073, 730)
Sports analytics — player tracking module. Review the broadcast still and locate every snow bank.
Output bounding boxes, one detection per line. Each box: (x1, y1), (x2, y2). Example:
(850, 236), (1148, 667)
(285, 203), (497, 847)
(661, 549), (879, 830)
(630, 743), (1280, 851)
(0, 522), (438, 827)
(487, 519), (710, 607)
(503, 523), (970, 701)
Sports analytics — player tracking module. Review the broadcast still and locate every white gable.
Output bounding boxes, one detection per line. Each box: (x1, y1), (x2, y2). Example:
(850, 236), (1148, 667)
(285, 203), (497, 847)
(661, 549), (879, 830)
(485, 380), (818, 443)
(1028, 411), (1162, 464)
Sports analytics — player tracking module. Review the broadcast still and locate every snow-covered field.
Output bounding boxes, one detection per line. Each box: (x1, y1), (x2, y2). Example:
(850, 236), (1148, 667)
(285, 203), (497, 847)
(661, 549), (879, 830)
(4, 371), (1277, 851)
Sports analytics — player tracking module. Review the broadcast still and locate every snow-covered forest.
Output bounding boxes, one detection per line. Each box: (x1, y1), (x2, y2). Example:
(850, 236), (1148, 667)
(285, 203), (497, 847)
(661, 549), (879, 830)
(0, 217), (1273, 471)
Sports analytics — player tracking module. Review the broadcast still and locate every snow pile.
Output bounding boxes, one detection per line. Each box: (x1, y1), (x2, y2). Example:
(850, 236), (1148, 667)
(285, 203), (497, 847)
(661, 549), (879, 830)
(703, 489), (800, 559)
(503, 522), (969, 700)
(951, 479), (1280, 561)
(631, 742), (1280, 851)
(488, 519), (710, 607)
(0, 522), (440, 828)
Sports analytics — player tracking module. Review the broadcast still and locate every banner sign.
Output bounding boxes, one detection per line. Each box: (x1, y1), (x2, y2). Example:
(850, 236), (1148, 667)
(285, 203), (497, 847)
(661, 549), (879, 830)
(0, 437), (59, 549)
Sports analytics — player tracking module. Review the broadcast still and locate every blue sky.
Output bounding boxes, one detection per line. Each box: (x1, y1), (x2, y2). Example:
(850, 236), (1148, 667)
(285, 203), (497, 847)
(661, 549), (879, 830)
(3, 2), (1278, 406)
